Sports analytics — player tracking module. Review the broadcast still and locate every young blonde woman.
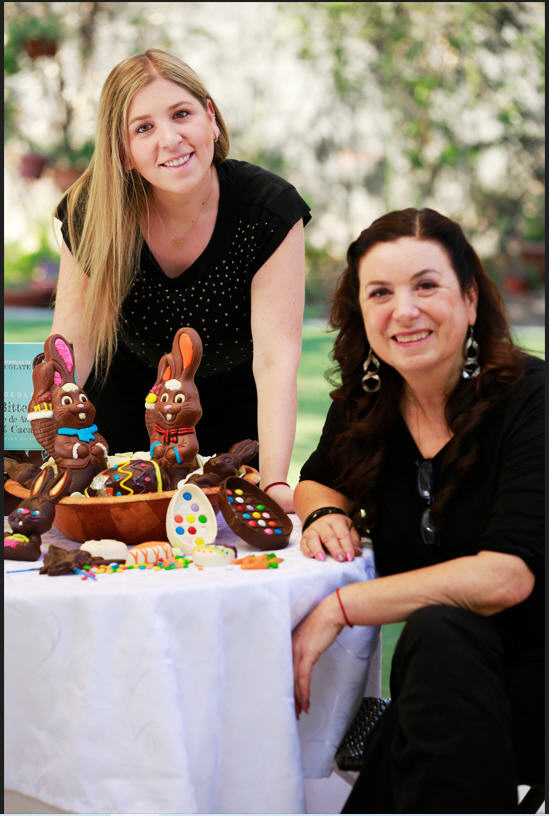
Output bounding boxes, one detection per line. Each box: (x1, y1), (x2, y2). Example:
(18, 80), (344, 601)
(52, 49), (310, 512)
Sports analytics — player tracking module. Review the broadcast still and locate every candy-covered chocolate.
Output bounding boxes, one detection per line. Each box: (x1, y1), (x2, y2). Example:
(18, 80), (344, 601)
(166, 482), (218, 555)
(85, 459), (166, 497)
(192, 543), (237, 567)
(218, 477), (292, 551)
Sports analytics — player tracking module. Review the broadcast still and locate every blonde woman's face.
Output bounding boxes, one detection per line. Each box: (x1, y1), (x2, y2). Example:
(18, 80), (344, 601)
(358, 237), (478, 387)
(125, 77), (219, 193)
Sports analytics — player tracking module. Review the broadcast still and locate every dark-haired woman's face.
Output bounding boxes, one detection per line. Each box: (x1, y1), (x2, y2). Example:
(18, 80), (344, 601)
(358, 238), (477, 389)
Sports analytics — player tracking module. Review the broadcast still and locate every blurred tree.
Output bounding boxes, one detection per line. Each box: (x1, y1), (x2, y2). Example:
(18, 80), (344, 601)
(4, 1), (544, 305)
(289, 1), (544, 272)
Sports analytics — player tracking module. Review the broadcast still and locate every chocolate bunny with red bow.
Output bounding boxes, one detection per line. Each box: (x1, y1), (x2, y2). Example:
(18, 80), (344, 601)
(28, 334), (108, 494)
(144, 328), (203, 488)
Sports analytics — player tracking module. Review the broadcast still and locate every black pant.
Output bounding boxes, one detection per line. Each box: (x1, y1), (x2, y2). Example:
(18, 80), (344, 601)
(342, 605), (544, 814)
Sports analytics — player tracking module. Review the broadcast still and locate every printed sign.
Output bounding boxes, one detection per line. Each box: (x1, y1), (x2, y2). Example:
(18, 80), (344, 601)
(4, 342), (44, 450)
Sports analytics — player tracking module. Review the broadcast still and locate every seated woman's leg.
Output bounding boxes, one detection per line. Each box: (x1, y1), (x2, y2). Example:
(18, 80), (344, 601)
(343, 604), (526, 814)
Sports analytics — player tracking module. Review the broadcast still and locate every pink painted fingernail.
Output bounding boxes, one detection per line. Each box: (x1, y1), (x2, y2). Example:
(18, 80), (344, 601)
(336, 553), (345, 562)
(315, 551), (326, 562)
(346, 552), (354, 562)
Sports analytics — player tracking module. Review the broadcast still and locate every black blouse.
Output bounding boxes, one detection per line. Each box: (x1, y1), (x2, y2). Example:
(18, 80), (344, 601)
(56, 160), (310, 455)
(299, 356), (545, 652)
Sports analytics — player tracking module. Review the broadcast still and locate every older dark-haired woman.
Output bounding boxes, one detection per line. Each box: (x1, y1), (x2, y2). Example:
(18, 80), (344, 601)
(291, 208), (544, 813)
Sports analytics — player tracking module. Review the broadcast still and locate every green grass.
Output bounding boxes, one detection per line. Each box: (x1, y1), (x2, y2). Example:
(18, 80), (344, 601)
(4, 315), (54, 341)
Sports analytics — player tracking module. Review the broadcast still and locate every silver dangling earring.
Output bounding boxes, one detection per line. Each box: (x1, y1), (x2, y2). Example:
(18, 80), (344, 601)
(361, 349), (381, 392)
(461, 326), (480, 379)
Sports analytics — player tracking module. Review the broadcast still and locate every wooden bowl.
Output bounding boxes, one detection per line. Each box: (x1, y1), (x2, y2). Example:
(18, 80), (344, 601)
(4, 467), (260, 545)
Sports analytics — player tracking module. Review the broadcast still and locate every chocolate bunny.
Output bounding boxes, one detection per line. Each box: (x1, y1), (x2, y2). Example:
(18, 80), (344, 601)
(145, 328), (203, 488)
(188, 439), (259, 488)
(28, 334), (108, 493)
(4, 466), (72, 561)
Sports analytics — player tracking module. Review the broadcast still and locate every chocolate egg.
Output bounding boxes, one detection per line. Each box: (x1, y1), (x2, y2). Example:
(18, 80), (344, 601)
(218, 477), (292, 551)
(166, 482), (218, 555)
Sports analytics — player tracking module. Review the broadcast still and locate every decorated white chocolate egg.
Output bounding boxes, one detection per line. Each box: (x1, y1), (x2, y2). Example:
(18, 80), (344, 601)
(166, 482), (217, 555)
(192, 543), (237, 567)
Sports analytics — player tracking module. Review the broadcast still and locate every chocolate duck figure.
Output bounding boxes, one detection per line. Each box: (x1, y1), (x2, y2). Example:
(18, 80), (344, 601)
(144, 327), (203, 489)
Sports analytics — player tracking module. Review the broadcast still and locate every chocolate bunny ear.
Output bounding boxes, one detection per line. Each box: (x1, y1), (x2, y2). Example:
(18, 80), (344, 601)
(43, 334), (77, 387)
(30, 467), (71, 501)
(157, 328), (203, 384)
(227, 439), (259, 465)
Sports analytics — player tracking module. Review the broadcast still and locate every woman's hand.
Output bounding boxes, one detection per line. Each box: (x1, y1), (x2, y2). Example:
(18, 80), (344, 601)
(265, 483), (294, 513)
(292, 592), (343, 716)
(301, 514), (362, 562)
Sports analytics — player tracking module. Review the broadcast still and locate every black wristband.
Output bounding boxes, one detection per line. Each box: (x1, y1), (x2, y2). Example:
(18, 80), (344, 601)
(301, 506), (349, 533)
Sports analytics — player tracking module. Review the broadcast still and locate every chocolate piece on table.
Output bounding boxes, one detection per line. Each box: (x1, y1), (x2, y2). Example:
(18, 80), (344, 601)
(218, 477), (292, 551)
(39, 544), (118, 576)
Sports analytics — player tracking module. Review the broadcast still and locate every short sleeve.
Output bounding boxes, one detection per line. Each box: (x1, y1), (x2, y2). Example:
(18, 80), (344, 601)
(229, 161), (311, 272)
(54, 193), (84, 255)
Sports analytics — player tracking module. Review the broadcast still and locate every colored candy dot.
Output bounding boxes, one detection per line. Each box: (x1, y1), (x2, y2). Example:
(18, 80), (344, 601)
(243, 513), (251, 519)
(235, 489), (244, 495)
(258, 520), (267, 527)
(175, 526), (184, 535)
(191, 503), (199, 511)
(252, 512), (261, 519)
(274, 528), (283, 534)
(186, 514), (196, 523)
(257, 504), (265, 511)
(226, 489), (233, 496)
(265, 529), (273, 535)
(268, 521), (277, 527)
(174, 514), (183, 523)
(248, 520), (258, 527)
(145, 477), (150, 482)
(198, 515), (207, 523)
(236, 497), (244, 504)
(246, 504), (255, 511)
(183, 491), (192, 500)
(262, 512), (270, 519)
(116, 491), (122, 496)
(196, 537), (204, 545)
(188, 527), (197, 535)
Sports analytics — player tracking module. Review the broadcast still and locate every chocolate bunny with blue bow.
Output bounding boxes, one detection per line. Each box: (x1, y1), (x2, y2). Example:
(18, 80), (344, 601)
(28, 334), (108, 494)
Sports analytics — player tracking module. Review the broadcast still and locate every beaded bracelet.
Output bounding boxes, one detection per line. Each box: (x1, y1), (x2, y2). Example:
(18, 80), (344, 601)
(301, 506), (349, 533)
(262, 481), (290, 493)
(336, 587), (354, 627)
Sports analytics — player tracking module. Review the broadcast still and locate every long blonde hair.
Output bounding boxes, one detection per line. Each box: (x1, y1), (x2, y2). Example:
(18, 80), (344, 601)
(57, 49), (230, 379)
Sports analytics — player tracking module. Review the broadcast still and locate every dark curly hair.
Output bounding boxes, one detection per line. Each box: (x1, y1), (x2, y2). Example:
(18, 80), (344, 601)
(327, 207), (525, 531)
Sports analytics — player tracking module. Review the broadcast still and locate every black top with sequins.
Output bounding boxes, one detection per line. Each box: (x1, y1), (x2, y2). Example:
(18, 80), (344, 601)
(56, 160), (311, 456)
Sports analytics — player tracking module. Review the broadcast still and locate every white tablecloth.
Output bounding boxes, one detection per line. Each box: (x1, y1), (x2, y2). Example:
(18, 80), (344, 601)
(4, 514), (379, 814)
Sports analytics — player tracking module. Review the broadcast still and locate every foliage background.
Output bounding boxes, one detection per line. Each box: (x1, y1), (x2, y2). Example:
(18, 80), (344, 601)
(4, 1), (545, 303)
